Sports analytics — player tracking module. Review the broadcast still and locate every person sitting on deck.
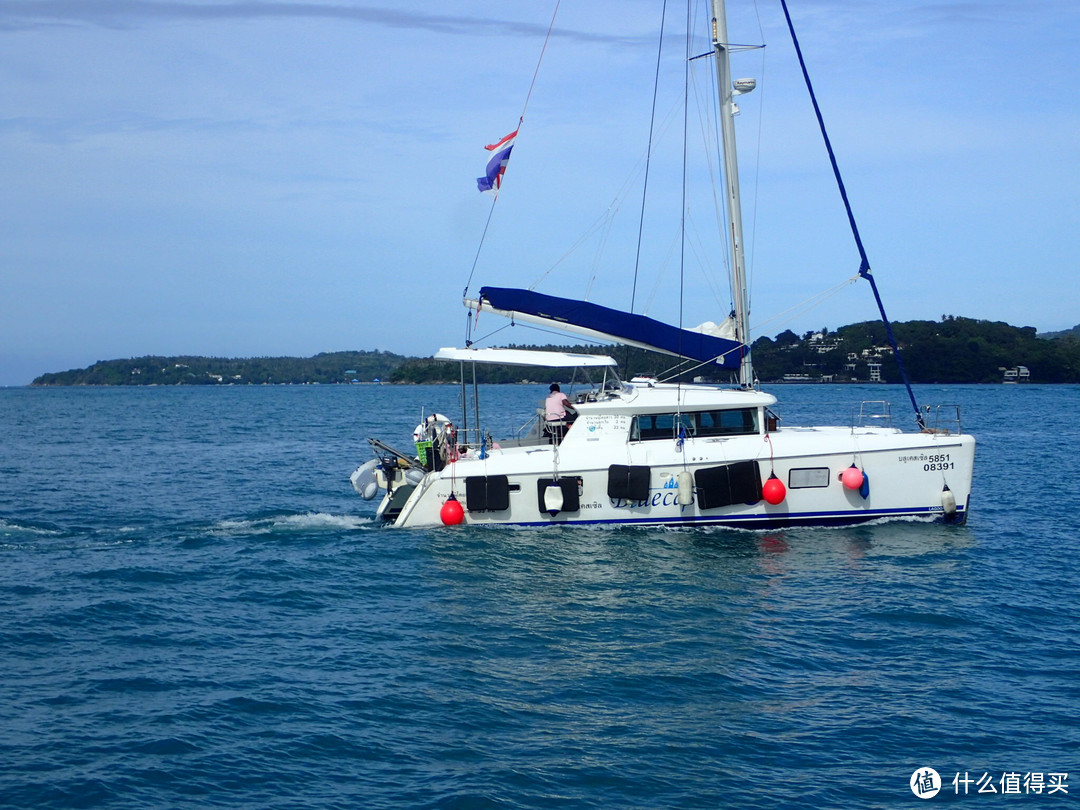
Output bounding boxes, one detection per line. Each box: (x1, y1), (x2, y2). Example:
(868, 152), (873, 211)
(544, 383), (577, 443)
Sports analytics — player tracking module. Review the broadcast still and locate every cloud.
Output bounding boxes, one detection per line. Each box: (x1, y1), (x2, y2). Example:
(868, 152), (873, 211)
(0, 0), (644, 44)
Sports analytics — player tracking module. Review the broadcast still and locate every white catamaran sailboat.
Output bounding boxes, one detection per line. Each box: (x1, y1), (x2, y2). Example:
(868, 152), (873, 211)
(352, 0), (975, 529)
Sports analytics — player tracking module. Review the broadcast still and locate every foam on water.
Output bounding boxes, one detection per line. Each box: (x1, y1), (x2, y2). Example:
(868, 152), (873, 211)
(213, 512), (376, 536)
(0, 517), (64, 537)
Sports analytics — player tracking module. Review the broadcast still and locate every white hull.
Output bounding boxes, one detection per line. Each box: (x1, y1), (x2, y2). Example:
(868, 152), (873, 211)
(369, 383), (974, 530)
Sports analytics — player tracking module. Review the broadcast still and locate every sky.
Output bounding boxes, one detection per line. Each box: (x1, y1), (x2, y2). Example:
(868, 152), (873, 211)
(1, 0), (1078, 385)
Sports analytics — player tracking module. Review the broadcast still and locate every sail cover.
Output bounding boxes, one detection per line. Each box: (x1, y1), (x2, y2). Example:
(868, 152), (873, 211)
(473, 287), (744, 368)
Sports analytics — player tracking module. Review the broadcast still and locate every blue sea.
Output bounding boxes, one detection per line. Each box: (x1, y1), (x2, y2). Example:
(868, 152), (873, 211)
(1, 383), (1077, 808)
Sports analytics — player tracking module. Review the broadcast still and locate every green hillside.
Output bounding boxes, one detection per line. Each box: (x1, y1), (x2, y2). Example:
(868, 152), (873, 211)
(29, 318), (1080, 386)
(32, 351), (406, 386)
(751, 317), (1080, 384)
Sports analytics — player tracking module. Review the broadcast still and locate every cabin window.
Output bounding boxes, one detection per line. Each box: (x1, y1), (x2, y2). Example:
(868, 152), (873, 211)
(631, 412), (692, 441)
(630, 408), (759, 441)
(694, 408), (759, 437)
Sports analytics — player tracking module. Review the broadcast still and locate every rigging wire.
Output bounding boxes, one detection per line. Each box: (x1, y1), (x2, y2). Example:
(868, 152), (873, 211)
(675, 0), (698, 390)
(463, 0), (563, 344)
(641, 230), (682, 316)
(466, 320), (517, 347)
(689, 32), (732, 317)
(679, 0), (693, 342)
(744, 0), (769, 326)
(750, 274), (860, 336)
(630, 0), (670, 316)
(684, 209), (729, 313)
(779, 0), (925, 428)
(532, 96), (682, 297)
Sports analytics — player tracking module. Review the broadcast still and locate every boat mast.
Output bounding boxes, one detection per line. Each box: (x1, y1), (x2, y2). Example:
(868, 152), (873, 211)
(709, 0), (753, 388)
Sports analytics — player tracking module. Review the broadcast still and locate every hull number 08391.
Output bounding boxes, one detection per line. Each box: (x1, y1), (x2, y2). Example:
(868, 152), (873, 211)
(924, 453), (953, 472)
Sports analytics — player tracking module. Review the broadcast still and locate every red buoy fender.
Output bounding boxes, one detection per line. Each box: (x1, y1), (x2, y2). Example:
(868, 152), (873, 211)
(440, 494), (464, 526)
(841, 464), (864, 490)
(762, 474), (786, 505)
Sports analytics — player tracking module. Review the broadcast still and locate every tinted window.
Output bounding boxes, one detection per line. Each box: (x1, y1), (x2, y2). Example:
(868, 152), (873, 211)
(631, 408), (758, 441)
(695, 409), (758, 436)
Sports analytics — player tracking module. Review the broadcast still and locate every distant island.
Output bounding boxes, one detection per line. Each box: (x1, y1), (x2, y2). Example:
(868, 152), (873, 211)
(31, 351), (410, 387)
(30, 317), (1080, 386)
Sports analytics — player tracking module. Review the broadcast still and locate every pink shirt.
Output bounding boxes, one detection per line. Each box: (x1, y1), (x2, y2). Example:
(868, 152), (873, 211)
(545, 391), (572, 421)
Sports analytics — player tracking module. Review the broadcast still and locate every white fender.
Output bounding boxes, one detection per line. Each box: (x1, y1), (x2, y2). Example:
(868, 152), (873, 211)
(941, 484), (957, 518)
(676, 470), (694, 506)
(350, 459), (380, 500)
(544, 482), (565, 516)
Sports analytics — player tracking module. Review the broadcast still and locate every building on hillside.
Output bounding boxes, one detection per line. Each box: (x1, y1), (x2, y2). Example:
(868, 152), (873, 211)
(1002, 365), (1030, 383)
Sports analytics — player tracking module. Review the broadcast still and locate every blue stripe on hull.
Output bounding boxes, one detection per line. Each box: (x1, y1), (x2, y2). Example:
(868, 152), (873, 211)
(483, 505), (965, 530)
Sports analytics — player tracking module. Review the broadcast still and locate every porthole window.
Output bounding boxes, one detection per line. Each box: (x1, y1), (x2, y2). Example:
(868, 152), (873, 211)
(788, 467), (830, 488)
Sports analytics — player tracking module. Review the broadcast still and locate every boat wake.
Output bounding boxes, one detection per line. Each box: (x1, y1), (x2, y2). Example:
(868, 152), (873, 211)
(212, 512), (375, 537)
(0, 518), (65, 543)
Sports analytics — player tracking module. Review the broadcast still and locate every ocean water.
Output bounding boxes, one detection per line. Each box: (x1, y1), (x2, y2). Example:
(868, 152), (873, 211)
(1, 383), (1077, 808)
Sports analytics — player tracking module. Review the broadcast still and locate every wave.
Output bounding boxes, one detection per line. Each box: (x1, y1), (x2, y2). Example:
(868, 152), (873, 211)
(211, 512), (375, 537)
(0, 517), (65, 538)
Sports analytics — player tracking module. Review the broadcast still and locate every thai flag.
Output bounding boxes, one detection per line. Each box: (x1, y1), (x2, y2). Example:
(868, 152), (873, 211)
(477, 129), (518, 195)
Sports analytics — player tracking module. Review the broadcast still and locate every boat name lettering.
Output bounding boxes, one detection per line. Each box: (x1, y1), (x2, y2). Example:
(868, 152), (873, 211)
(610, 490), (692, 509)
